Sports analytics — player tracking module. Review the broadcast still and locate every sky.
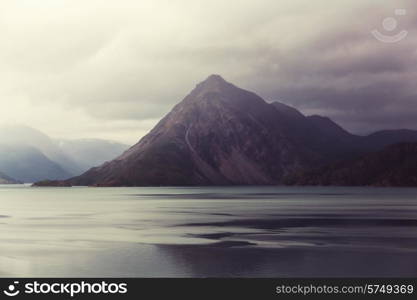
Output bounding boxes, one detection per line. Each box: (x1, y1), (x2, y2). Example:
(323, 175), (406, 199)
(0, 0), (416, 144)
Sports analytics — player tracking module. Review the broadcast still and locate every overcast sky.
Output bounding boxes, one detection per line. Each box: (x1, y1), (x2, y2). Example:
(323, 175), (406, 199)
(1, 0), (416, 144)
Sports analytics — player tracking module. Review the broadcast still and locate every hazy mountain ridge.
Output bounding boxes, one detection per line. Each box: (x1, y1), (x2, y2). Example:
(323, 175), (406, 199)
(38, 75), (417, 187)
(0, 143), (72, 183)
(0, 125), (129, 183)
(0, 170), (21, 184)
(0, 125), (84, 182)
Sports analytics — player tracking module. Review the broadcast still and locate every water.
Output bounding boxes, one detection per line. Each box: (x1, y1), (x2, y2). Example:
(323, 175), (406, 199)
(1, 185), (417, 277)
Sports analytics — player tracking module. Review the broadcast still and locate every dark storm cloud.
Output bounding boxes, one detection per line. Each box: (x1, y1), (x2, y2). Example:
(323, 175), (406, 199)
(1, 0), (416, 142)
(246, 0), (417, 134)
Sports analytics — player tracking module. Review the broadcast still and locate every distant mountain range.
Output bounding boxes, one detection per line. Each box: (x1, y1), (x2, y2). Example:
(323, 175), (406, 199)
(285, 143), (417, 186)
(35, 75), (417, 187)
(0, 125), (129, 183)
(0, 144), (71, 183)
(0, 171), (20, 184)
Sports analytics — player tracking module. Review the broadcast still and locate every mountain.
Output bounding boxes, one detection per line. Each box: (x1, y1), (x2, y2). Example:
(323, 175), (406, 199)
(285, 143), (417, 187)
(361, 129), (417, 152)
(269, 104), (362, 161)
(0, 171), (20, 184)
(0, 125), (81, 176)
(0, 144), (72, 183)
(307, 115), (353, 140)
(57, 74), (333, 186)
(0, 125), (129, 182)
(35, 75), (417, 187)
(32, 75), (411, 187)
(55, 139), (129, 173)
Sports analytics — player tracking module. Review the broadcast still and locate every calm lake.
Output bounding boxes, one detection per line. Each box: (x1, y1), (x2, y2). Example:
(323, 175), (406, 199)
(1, 185), (417, 277)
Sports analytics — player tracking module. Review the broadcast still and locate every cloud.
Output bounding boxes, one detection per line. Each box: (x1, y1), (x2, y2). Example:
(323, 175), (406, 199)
(240, 0), (417, 134)
(0, 0), (416, 143)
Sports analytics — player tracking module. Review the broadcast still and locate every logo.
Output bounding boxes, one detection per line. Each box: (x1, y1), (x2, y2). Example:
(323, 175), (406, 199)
(371, 9), (408, 43)
(3, 281), (128, 297)
(3, 281), (20, 297)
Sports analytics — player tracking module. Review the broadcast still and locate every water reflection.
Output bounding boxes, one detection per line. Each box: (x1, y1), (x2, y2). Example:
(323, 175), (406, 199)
(0, 185), (417, 277)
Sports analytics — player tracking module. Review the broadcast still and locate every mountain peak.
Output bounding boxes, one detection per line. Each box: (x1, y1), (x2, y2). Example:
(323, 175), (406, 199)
(205, 74), (226, 82)
(193, 74), (235, 94)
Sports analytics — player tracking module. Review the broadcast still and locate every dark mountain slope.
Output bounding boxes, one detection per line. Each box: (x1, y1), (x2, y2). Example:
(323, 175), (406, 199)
(361, 129), (417, 152)
(0, 171), (20, 184)
(285, 142), (417, 187)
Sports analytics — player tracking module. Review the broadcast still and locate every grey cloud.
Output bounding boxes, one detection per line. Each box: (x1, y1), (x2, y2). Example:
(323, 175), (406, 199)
(0, 0), (416, 143)
(242, 0), (417, 134)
